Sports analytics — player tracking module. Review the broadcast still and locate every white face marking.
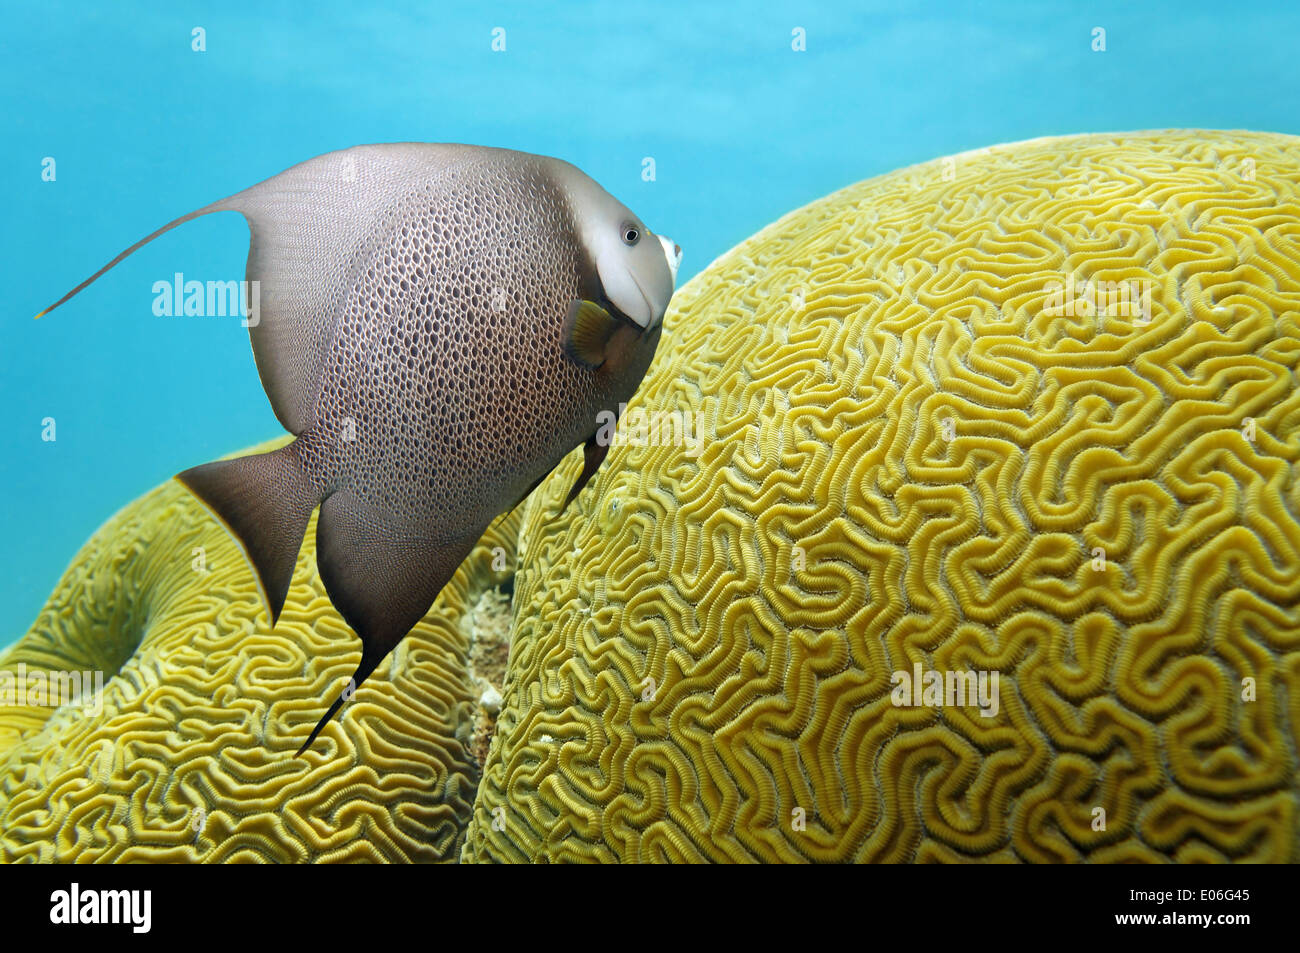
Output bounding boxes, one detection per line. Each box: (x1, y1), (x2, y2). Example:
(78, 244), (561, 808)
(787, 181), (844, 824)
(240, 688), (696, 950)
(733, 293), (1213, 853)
(658, 234), (682, 286)
(596, 244), (654, 328)
(549, 157), (679, 329)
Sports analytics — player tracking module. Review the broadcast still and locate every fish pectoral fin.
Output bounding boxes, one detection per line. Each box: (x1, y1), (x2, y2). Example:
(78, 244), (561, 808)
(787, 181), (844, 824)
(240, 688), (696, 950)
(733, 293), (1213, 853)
(562, 299), (618, 369)
(176, 442), (320, 627)
(561, 433), (610, 512)
(299, 490), (476, 755)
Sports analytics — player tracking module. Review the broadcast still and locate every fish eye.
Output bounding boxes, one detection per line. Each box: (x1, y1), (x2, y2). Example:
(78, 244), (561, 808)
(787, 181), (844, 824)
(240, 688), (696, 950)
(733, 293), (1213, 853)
(621, 223), (641, 246)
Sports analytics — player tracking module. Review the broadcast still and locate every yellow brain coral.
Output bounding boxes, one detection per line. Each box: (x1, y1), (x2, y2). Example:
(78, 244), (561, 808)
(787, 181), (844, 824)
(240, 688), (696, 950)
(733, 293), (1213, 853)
(0, 437), (518, 862)
(462, 131), (1300, 863)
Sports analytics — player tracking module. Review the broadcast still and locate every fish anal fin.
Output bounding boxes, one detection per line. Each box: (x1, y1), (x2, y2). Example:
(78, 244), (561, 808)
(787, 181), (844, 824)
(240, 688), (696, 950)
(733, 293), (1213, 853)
(301, 490), (478, 754)
(294, 647), (384, 757)
(176, 443), (320, 626)
(562, 299), (618, 369)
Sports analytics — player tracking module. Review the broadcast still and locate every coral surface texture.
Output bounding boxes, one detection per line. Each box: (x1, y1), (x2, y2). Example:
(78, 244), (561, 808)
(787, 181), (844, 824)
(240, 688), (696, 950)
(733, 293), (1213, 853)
(4, 131), (1298, 864)
(0, 436), (518, 862)
(463, 131), (1300, 862)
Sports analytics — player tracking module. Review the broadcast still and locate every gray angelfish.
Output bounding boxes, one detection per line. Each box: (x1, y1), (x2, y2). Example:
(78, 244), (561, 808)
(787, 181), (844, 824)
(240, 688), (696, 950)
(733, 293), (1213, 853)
(37, 143), (682, 754)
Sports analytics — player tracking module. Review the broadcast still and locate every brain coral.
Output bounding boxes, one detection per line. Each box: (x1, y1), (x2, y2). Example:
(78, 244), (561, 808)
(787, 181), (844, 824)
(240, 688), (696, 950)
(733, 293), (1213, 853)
(462, 131), (1300, 863)
(0, 436), (519, 862)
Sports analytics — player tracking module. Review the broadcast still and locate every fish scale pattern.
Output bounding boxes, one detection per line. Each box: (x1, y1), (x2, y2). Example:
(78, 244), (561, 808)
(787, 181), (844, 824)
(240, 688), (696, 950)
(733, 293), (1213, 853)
(298, 153), (597, 526)
(462, 131), (1300, 862)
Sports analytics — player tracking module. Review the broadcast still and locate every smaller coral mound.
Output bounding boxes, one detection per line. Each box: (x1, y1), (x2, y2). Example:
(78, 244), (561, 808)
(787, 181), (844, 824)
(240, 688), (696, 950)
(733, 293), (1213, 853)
(0, 437), (520, 863)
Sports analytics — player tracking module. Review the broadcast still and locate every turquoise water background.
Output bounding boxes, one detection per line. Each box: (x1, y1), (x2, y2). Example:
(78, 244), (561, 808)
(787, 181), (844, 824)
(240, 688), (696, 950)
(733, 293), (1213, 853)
(2, 0), (1298, 645)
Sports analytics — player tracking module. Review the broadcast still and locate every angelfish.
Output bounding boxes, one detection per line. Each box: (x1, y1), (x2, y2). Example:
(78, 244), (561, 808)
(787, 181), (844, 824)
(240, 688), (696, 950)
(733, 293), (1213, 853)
(37, 144), (682, 754)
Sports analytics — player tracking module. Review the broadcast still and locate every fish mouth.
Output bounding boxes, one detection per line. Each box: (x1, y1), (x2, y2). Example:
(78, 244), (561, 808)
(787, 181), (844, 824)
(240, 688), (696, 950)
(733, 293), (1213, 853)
(658, 234), (682, 285)
(624, 272), (656, 329)
(620, 235), (682, 331)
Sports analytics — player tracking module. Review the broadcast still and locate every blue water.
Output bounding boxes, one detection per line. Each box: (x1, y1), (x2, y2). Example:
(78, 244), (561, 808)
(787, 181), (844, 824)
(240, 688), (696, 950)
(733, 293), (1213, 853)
(2, 0), (1298, 644)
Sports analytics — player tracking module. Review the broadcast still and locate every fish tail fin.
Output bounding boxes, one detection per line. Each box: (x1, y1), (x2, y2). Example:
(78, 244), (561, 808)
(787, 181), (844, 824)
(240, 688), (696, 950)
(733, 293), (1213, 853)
(34, 198), (234, 319)
(176, 442), (320, 627)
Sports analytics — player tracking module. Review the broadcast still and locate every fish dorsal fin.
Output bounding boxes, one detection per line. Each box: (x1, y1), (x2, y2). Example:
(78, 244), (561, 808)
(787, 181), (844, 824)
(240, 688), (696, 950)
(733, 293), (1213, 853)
(35, 144), (486, 435)
(223, 145), (465, 434)
(34, 204), (229, 320)
(562, 299), (619, 369)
